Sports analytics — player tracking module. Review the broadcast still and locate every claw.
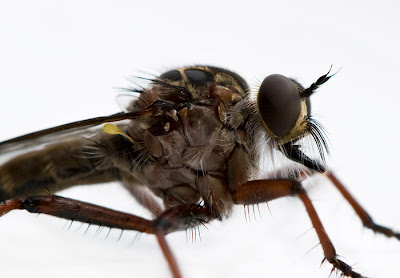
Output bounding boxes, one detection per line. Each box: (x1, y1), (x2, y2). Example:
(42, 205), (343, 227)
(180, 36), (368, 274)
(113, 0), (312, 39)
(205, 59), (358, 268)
(329, 258), (365, 278)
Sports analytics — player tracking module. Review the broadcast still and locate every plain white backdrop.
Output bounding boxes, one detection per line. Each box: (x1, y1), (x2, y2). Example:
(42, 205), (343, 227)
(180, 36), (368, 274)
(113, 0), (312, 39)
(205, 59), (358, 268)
(0, 1), (400, 277)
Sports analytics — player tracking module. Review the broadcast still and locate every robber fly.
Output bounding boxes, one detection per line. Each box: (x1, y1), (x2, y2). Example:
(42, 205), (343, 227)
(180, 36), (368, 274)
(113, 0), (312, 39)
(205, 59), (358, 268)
(0, 66), (398, 278)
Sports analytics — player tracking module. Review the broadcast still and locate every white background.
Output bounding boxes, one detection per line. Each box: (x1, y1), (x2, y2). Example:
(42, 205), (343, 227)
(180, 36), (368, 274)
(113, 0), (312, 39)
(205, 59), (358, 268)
(1, 1), (400, 277)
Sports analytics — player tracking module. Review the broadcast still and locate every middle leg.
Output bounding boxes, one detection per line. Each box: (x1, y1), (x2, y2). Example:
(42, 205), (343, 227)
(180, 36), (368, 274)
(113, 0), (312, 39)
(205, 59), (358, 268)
(232, 178), (364, 278)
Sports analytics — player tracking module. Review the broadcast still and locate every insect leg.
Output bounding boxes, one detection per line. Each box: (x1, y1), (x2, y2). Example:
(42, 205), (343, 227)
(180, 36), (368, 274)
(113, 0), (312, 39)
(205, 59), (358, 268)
(155, 231), (182, 278)
(153, 204), (215, 278)
(0, 195), (154, 233)
(232, 179), (363, 278)
(123, 180), (164, 217)
(327, 172), (400, 240)
(0, 196), (213, 278)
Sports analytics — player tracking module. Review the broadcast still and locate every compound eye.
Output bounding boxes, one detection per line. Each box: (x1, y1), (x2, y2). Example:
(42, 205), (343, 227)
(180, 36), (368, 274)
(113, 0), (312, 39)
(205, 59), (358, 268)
(257, 74), (301, 138)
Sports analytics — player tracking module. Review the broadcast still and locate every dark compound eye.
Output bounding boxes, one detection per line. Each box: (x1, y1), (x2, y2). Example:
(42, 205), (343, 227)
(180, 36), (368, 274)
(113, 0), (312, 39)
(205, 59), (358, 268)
(184, 69), (214, 85)
(160, 70), (182, 81)
(257, 74), (302, 138)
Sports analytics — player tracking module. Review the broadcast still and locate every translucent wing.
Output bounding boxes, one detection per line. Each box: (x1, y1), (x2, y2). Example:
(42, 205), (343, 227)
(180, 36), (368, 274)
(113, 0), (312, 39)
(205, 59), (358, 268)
(0, 104), (158, 155)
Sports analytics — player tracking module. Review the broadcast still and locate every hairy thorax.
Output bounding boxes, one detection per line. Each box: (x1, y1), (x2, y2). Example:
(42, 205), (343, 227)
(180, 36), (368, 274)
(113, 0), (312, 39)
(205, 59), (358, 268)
(118, 82), (258, 217)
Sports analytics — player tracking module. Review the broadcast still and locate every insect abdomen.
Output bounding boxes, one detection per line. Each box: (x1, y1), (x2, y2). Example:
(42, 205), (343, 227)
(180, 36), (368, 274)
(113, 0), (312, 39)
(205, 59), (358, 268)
(0, 138), (119, 200)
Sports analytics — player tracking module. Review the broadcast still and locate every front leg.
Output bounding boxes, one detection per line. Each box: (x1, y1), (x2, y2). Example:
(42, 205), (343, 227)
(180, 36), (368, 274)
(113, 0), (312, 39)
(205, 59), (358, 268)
(327, 172), (400, 240)
(233, 179), (364, 278)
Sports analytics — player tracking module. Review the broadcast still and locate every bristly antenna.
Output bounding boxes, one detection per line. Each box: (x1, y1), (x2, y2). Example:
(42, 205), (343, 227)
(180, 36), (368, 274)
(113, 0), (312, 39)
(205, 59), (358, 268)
(300, 65), (338, 98)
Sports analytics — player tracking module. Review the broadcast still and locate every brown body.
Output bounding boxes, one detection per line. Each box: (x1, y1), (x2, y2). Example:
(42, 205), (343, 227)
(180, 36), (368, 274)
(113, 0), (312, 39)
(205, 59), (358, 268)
(1, 66), (398, 278)
(0, 66), (262, 218)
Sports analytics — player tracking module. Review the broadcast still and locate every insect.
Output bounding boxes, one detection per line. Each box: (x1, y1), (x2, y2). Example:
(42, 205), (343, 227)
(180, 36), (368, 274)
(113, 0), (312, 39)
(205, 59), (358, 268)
(0, 65), (398, 278)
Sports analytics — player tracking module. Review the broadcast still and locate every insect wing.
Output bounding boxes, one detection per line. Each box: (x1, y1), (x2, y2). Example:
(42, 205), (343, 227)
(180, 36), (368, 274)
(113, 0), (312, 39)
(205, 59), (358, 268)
(0, 110), (149, 155)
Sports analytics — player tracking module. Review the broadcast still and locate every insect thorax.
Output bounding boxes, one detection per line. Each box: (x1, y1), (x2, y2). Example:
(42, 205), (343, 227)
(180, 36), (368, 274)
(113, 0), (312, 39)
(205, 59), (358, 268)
(115, 66), (263, 217)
